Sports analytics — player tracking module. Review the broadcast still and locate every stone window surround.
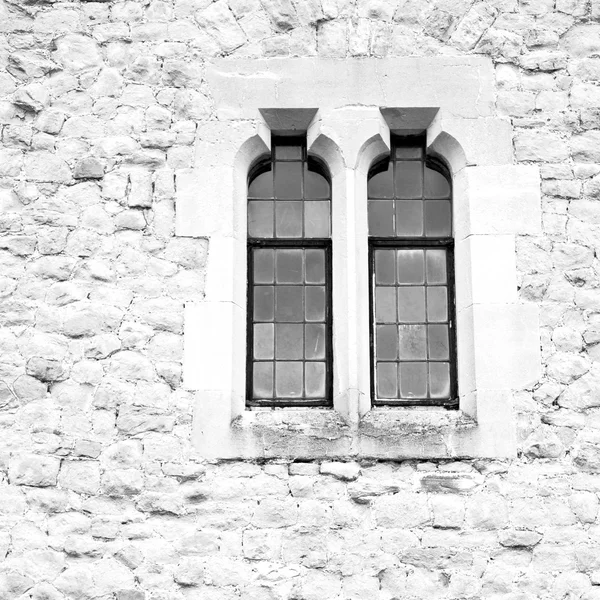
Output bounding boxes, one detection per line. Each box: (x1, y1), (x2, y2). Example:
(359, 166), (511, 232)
(179, 58), (542, 460)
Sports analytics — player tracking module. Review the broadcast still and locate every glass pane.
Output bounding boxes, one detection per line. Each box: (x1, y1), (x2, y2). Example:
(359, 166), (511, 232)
(274, 162), (302, 199)
(254, 286), (274, 321)
(430, 362), (451, 398)
(397, 249), (424, 284)
(398, 324), (427, 360)
(375, 287), (396, 323)
(275, 249), (303, 284)
(397, 287), (426, 323)
(368, 201), (394, 236)
(305, 286), (326, 322)
(275, 324), (303, 359)
(275, 201), (302, 238)
(377, 363), (398, 398)
(248, 170), (273, 199)
(305, 201), (330, 238)
(368, 164), (393, 198)
(376, 325), (398, 360)
(275, 286), (303, 322)
(399, 362), (427, 398)
(305, 249), (325, 284)
(253, 362), (273, 398)
(275, 145), (302, 160)
(425, 167), (450, 199)
(375, 250), (395, 285)
(254, 324), (274, 359)
(428, 324), (449, 360)
(427, 287), (448, 322)
(253, 249), (274, 284)
(395, 161), (422, 198)
(395, 146), (423, 159)
(275, 362), (303, 397)
(305, 324), (326, 360)
(305, 362), (326, 398)
(305, 165), (330, 198)
(396, 200), (423, 237)
(424, 200), (451, 237)
(248, 201), (273, 238)
(426, 249), (447, 284)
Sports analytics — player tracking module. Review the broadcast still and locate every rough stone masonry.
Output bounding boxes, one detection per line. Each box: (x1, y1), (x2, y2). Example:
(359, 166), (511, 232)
(1, 0), (600, 598)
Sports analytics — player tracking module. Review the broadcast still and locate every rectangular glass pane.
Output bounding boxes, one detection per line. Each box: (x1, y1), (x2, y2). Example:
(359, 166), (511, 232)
(305, 362), (326, 398)
(396, 200), (423, 237)
(427, 287), (448, 322)
(368, 200), (395, 236)
(426, 249), (447, 284)
(253, 362), (273, 398)
(395, 146), (423, 159)
(275, 323), (303, 359)
(398, 324), (427, 360)
(305, 324), (326, 360)
(304, 201), (330, 238)
(397, 287), (426, 323)
(254, 286), (274, 322)
(275, 249), (304, 284)
(399, 362), (428, 398)
(425, 167), (450, 199)
(376, 324), (398, 360)
(253, 249), (274, 284)
(275, 286), (303, 322)
(395, 161), (422, 198)
(368, 165), (393, 198)
(305, 249), (325, 284)
(424, 200), (451, 237)
(305, 286), (326, 322)
(275, 201), (302, 238)
(274, 162), (302, 199)
(430, 362), (451, 398)
(375, 287), (396, 323)
(254, 323), (274, 359)
(397, 249), (424, 284)
(275, 145), (302, 160)
(375, 249), (395, 285)
(377, 362), (398, 398)
(275, 361), (303, 398)
(305, 166), (330, 199)
(248, 201), (273, 238)
(428, 324), (449, 360)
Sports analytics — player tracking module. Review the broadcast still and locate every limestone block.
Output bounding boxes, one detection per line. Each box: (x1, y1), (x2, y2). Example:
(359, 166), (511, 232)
(9, 454), (60, 487)
(320, 461), (360, 481)
(373, 493), (431, 528)
(74, 158), (104, 180)
(451, 3), (496, 51)
(515, 130), (569, 162)
(0, 148), (23, 177)
(558, 364), (600, 410)
(195, 1), (246, 52)
(58, 461), (100, 495)
(499, 529), (542, 547)
(242, 529), (281, 560)
(54, 35), (103, 72)
(571, 130), (600, 163)
(24, 151), (71, 183)
(431, 495), (465, 528)
(12, 83), (49, 113)
(561, 24), (600, 57)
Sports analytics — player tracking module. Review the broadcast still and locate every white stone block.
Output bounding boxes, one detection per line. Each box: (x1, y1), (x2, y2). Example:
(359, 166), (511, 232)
(204, 236), (246, 307)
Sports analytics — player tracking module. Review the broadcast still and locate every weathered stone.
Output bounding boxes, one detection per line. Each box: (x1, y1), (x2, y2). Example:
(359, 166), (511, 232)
(558, 364), (600, 410)
(58, 461), (100, 495)
(174, 557), (204, 585)
(54, 35), (103, 72)
(24, 152), (71, 183)
(319, 461), (360, 481)
(419, 472), (484, 494)
(74, 158), (105, 180)
(572, 131), (600, 162)
(499, 529), (542, 547)
(9, 454), (60, 487)
(195, 1), (246, 52)
(515, 130), (570, 162)
(574, 442), (600, 473)
(12, 83), (49, 112)
(13, 375), (47, 404)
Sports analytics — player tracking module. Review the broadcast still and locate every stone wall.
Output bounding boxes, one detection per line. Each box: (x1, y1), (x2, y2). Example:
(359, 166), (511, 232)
(1, 0), (600, 597)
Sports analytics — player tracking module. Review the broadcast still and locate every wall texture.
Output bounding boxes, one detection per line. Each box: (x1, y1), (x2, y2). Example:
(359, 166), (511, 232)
(1, 0), (600, 598)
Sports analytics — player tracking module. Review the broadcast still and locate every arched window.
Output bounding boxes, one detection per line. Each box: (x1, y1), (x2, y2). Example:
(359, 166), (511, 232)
(368, 136), (457, 407)
(247, 137), (332, 407)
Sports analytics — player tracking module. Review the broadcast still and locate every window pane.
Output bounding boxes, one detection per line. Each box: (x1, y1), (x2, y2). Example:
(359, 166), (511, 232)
(395, 146), (423, 159)
(395, 161), (422, 198)
(275, 145), (302, 160)
(425, 167), (450, 199)
(368, 200), (394, 236)
(305, 249), (325, 284)
(368, 164), (393, 198)
(248, 201), (273, 238)
(397, 249), (424, 284)
(276, 249), (304, 284)
(275, 324), (303, 359)
(397, 287), (426, 323)
(398, 324), (427, 360)
(399, 362), (427, 398)
(254, 324), (274, 359)
(305, 362), (326, 398)
(430, 362), (451, 398)
(426, 249), (447, 284)
(275, 201), (302, 237)
(248, 170), (273, 199)
(274, 162), (302, 199)
(305, 324), (326, 360)
(424, 200), (451, 237)
(253, 362), (273, 398)
(305, 286), (326, 322)
(254, 249), (274, 284)
(275, 286), (303, 322)
(305, 165), (330, 198)
(375, 250), (395, 285)
(396, 200), (423, 237)
(254, 286), (274, 321)
(275, 362), (303, 397)
(376, 325), (398, 360)
(428, 324), (449, 360)
(427, 287), (448, 322)
(377, 363), (398, 398)
(375, 287), (396, 323)
(305, 201), (330, 238)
